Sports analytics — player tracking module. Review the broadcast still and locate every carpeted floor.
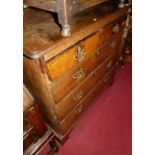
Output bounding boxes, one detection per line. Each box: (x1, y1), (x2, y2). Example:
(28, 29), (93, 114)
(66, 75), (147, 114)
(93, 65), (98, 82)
(40, 63), (132, 155)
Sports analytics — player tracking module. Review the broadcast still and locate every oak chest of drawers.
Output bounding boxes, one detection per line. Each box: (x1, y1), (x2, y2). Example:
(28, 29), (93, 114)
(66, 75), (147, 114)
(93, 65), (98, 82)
(24, 3), (130, 140)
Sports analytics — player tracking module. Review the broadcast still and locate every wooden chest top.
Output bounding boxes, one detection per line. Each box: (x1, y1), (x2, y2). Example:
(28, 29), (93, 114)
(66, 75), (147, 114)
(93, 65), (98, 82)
(23, 3), (130, 59)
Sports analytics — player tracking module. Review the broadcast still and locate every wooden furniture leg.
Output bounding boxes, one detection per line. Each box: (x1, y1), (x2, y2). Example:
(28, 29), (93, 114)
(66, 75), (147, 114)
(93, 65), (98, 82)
(47, 139), (59, 155)
(56, 0), (72, 37)
(50, 139), (59, 152)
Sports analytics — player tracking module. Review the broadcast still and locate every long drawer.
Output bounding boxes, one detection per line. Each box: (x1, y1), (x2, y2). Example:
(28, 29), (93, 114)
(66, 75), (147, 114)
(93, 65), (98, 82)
(59, 66), (116, 134)
(46, 32), (100, 81)
(50, 38), (119, 103)
(54, 52), (118, 121)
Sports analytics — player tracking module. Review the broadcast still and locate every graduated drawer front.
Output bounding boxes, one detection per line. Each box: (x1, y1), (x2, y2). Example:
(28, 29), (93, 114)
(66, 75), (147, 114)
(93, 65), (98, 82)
(99, 15), (126, 45)
(59, 66), (116, 134)
(55, 53), (118, 121)
(46, 33), (100, 81)
(51, 40), (116, 103)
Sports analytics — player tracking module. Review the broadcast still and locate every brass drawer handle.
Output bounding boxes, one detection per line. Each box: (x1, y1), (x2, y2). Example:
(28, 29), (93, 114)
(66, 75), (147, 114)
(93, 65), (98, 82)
(74, 46), (85, 62)
(109, 41), (116, 49)
(74, 90), (83, 101)
(74, 104), (83, 114)
(112, 24), (120, 33)
(72, 68), (83, 79)
(107, 60), (113, 68)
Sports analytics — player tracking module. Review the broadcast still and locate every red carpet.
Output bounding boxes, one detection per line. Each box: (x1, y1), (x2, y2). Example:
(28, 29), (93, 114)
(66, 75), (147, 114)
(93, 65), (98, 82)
(40, 63), (132, 155)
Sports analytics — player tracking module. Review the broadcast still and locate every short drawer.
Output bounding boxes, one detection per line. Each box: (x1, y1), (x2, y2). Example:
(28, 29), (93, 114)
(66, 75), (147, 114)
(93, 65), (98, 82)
(46, 32), (100, 81)
(59, 66), (116, 134)
(99, 15), (126, 44)
(51, 41), (116, 103)
(55, 53), (118, 121)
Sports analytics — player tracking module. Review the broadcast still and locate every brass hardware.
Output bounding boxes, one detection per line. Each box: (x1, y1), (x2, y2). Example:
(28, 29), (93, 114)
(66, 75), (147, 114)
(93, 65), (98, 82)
(74, 46), (85, 62)
(107, 60), (113, 68)
(74, 90), (83, 101)
(112, 24), (120, 33)
(74, 104), (83, 114)
(72, 68), (83, 79)
(109, 41), (116, 48)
